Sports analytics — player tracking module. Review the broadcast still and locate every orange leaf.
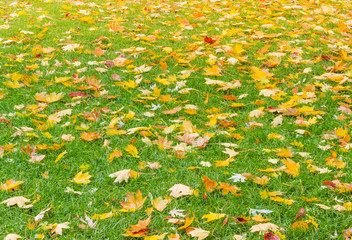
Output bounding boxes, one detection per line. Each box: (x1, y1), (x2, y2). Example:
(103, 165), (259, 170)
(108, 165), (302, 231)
(276, 148), (293, 158)
(81, 132), (102, 141)
(123, 216), (151, 237)
(202, 175), (218, 192)
(217, 182), (240, 195)
(162, 106), (182, 115)
(119, 189), (147, 212)
(108, 150), (122, 162)
(282, 158), (300, 178)
(92, 47), (104, 56)
(203, 65), (222, 76)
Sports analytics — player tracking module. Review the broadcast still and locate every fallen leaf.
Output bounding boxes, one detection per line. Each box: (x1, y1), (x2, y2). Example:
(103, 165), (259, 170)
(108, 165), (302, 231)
(1, 196), (33, 208)
(70, 171), (92, 184)
(169, 184), (194, 198)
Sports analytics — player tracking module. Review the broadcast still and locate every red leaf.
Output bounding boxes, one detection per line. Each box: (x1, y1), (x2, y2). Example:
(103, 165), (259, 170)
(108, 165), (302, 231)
(264, 232), (281, 240)
(294, 208), (306, 220)
(68, 92), (88, 98)
(204, 36), (216, 44)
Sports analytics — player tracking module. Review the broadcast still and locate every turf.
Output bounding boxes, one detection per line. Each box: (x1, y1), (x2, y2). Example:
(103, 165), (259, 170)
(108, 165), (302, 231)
(1, 0), (352, 239)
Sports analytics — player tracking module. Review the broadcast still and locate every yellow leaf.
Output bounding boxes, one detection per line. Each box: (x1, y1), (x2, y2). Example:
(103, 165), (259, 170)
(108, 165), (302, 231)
(202, 212), (226, 222)
(291, 221), (308, 230)
(81, 132), (102, 141)
(282, 158), (300, 178)
(144, 233), (168, 240)
(125, 144), (139, 158)
(34, 92), (64, 103)
(54, 151), (67, 163)
(203, 65), (222, 76)
(276, 148), (293, 158)
(0, 179), (24, 191)
(70, 171), (91, 184)
(270, 196), (295, 205)
(79, 16), (95, 24)
(119, 189), (147, 212)
(178, 213), (195, 229)
(92, 212), (114, 220)
(260, 190), (284, 199)
(252, 214), (270, 222)
(2, 80), (24, 88)
(215, 158), (234, 167)
(253, 175), (270, 185)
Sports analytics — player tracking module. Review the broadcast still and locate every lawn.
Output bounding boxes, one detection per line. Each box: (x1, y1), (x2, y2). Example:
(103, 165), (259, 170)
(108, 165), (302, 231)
(1, 0), (352, 239)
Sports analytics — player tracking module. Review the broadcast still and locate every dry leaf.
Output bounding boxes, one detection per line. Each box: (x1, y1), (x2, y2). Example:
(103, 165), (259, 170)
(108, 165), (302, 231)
(119, 189), (147, 212)
(186, 227), (210, 240)
(109, 169), (138, 183)
(1, 196), (33, 208)
(169, 184), (194, 198)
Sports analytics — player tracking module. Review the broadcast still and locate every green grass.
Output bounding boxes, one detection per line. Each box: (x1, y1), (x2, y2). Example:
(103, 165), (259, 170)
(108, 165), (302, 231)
(1, 0), (352, 239)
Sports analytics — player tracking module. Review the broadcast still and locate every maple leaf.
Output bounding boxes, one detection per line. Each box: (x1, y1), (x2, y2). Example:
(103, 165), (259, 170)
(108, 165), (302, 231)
(81, 132), (102, 141)
(250, 223), (279, 233)
(4, 234), (22, 240)
(109, 169), (138, 183)
(51, 222), (70, 235)
(291, 221), (308, 230)
(281, 158), (300, 178)
(125, 144), (140, 158)
(168, 233), (181, 240)
(108, 150), (123, 162)
(77, 213), (97, 229)
(204, 36), (216, 44)
(162, 106), (182, 115)
(248, 107), (265, 119)
(70, 171), (91, 184)
(119, 189), (147, 212)
(217, 182), (240, 195)
(178, 213), (195, 229)
(28, 154), (45, 163)
(123, 216), (151, 237)
(0, 179), (23, 191)
(215, 158), (234, 167)
(295, 208), (306, 220)
(92, 212), (114, 220)
(92, 47), (104, 56)
(202, 212), (226, 222)
(222, 148), (239, 158)
(264, 232), (281, 240)
(144, 233), (168, 240)
(169, 184), (194, 198)
(276, 148), (293, 158)
(151, 196), (170, 212)
(34, 206), (53, 221)
(1, 196), (33, 208)
(202, 175), (218, 192)
(34, 92), (64, 103)
(271, 115), (283, 126)
(203, 65), (222, 76)
(186, 227), (210, 240)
